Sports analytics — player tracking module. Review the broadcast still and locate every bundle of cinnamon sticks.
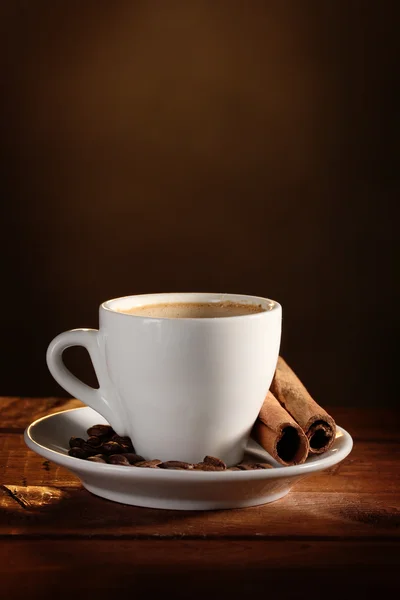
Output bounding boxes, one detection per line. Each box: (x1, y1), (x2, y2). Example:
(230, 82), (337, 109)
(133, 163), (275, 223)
(252, 357), (336, 466)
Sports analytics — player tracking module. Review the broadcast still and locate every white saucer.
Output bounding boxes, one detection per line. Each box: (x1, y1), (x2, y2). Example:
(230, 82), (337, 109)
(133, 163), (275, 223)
(24, 407), (353, 510)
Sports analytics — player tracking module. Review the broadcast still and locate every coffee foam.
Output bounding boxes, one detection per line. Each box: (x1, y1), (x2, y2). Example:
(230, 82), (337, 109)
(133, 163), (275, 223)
(116, 301), (265, 319)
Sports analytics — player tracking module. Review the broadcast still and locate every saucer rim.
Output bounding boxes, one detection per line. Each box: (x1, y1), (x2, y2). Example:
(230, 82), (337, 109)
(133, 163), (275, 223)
(24, 406), (353, 481)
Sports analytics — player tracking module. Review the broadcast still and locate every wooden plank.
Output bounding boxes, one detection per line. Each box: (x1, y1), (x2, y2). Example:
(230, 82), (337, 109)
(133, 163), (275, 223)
(1, 485), (398, 539)
(1, 434), (398, 493)
(0, 397), (83, 431)
(0, 540), (397, 597)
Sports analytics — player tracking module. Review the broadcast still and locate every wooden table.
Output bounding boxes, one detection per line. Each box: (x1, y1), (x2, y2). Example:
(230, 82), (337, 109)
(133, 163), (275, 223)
(1, 398), (399, 599)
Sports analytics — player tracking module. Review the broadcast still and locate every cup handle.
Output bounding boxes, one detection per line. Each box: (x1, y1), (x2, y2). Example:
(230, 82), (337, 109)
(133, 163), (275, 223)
(46, 329), (124, 432)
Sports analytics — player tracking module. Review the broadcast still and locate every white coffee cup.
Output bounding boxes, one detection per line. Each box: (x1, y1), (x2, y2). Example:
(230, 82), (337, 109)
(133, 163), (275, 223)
(46, 293), (282, 465)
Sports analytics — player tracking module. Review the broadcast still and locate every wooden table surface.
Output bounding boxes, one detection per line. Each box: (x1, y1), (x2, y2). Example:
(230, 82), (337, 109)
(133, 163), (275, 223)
(1, 398), (399, 599)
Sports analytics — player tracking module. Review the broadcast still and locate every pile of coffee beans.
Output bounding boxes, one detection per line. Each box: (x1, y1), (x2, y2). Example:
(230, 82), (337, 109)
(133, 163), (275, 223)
(68, 424), (273, 471)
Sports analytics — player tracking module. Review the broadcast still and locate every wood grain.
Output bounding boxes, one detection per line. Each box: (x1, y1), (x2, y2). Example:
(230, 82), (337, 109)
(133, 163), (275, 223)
(0, 434), (80, 488)
(1, 485), (398, 539)
(0, 397), (83, 431)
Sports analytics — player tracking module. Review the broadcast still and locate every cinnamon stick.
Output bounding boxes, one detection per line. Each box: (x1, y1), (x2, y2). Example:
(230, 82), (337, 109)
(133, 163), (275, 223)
(252, 391), (309, 466)
(270, 357), (336, 454)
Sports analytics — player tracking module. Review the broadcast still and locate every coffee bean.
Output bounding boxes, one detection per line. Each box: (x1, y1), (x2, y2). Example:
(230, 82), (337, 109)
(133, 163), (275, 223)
(193, 462), (226, 471)
(203, 456), (226, 469)
(111, 434), (134, 450)
(69, 437), (86, 449)
(86, 436), (102, 448)
(87, 455), (106, 463)
(122, 453), (145, 464)
(108, 454), (131, 466)
(119, 442), (134, 452)
(159, 461), (193, 470)
(237, 462), (273, 470)
(82, 443), (103, 457)
(68, 447), (88, 459)
(87, 424), (115, 439)
(102, 441), (124, 455)
(237, 463), (254, 470)
(134, 460), (162, 468)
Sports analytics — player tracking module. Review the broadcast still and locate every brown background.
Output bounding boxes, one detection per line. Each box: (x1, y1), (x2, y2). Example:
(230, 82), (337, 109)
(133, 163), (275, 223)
(1, 1), (397, 406)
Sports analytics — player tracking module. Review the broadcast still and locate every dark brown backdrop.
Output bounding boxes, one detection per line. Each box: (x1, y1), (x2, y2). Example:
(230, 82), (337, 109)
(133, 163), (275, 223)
(1, 1), (397, 406)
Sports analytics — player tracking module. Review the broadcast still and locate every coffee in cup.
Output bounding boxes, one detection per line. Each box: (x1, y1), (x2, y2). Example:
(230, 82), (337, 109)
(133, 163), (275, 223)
(47, 293), (281, 465)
